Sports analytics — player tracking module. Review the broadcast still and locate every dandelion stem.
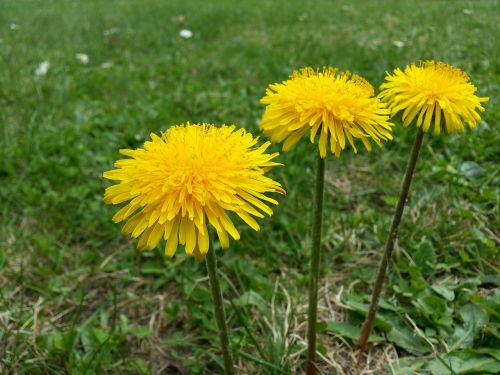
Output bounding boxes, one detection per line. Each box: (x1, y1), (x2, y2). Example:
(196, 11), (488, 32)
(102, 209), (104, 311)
(357, 129), (425, 361)
(205, 231), (235, 375)
(306, 154), (326, 375)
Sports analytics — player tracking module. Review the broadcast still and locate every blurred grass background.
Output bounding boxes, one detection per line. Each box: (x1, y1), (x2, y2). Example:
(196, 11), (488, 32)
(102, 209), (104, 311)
(0, 0), (498, 374)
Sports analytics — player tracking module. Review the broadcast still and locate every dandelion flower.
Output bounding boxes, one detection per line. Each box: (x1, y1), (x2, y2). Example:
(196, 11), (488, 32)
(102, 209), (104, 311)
(260, 67), (394, 158)
(379, 61), (489, 135)
(104, 123), (284, 260)
(357, 63), (489, 355)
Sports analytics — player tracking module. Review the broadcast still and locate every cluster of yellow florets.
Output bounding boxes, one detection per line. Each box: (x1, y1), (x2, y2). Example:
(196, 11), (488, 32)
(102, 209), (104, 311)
(379, 61), (488, 135)
(260, 67), (394, 158)
(104, 61), (488, 259)
(104, 124), (284, 260)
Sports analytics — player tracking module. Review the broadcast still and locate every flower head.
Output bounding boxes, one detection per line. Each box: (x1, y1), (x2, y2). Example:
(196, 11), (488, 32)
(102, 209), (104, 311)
(104, 123), (284, 260)
(259, 67), (394, 158)
(379, 61), (489, 135)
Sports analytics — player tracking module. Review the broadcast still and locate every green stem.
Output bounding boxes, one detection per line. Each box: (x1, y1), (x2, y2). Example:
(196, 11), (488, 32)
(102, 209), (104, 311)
(306, 154), (326, 375)
(205, 232), (235, 375)
(357, 129), (425, 360)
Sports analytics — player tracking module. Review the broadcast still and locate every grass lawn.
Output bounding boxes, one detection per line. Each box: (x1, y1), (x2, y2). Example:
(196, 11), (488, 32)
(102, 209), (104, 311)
(0, 0), (498, 373)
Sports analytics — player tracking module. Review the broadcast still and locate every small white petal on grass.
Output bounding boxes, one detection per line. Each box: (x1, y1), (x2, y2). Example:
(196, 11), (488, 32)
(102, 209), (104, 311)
(76, 53), (89, 65)
(35, 61), (50, 76)
(10, 23), (20, 31)
(392, 40), (405, 48)
(179, 29), (193, 38)
(101, 62), (113, 69)
(103, 27), (120, 36)
(463, 9), (473, 15)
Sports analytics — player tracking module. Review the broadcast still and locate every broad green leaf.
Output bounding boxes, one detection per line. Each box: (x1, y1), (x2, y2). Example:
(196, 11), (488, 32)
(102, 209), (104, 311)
(472, 292), (500, 319)
(475, 348), (500, 361)
(319, 321), (384, 343)
(450, 323), (477, 350)
(413, 240), (436, 276)
(128, 325), (151, 338)
(233, 290), (267, 307)
(386, 322), (430, 355)
(342, 295), (392, 331)
(91, 327), (111, 344)
(414, 294), (452, 328)
(460, 161), (486, 181)
(428, 350), (500, 374)
(389, 357), (427, 374)
(449, 303), (490, 350)
(431, 285), (455, 302)
(479, 275), (500, 284)
(459, 304), (488, 327)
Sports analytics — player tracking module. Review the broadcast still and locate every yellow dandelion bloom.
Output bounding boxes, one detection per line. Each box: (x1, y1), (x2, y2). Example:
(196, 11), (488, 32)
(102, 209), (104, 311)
(103, 123), (284, 260)
(259, 67), (394, 158)
(379, 61), (489, 135)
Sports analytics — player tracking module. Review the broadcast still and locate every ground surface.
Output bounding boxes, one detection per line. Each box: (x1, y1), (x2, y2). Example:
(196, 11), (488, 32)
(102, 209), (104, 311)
(0, 0), (499, 374)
